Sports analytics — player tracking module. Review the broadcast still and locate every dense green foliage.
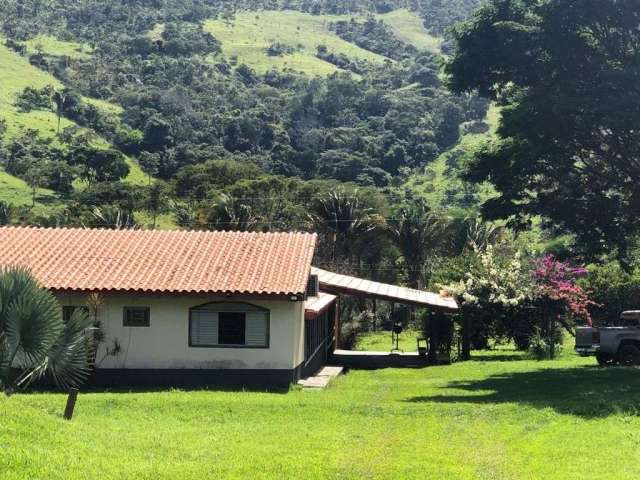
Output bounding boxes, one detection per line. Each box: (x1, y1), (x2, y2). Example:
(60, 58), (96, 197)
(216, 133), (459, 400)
(0, 0), (487, 228)
(447, 0), (640, 264)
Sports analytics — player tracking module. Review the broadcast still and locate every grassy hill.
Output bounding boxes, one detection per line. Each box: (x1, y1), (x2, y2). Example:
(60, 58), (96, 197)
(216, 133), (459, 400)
(22, 34), (93, 60)
(0, 41), (146, 211)
(203, 9), (438, 76)
(204, 10), (388, 75)
(377, 9), (442, 53)
(405, 105), (499, 213)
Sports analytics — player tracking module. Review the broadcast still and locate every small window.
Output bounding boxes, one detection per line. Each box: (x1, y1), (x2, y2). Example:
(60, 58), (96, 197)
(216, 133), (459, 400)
(62, 305), (89, 323)
(123, 307), (150, 327)
(218, 312), (246, 345)
(190, 302), (269, 348)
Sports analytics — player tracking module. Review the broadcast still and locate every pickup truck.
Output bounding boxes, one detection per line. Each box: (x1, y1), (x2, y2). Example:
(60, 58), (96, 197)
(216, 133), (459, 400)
(575, 311), (640, 366)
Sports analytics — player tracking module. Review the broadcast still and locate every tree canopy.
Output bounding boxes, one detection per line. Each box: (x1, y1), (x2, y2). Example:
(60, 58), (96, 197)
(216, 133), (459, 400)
(446, 0), (640, 264)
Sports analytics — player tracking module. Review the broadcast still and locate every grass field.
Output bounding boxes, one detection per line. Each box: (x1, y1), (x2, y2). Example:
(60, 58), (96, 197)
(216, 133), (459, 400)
(203, 9), (439, 76)
(204, 11), (388, 75)
(2, 342), (639, 480)
(377, 9), (442, 53)
(22, 35), (93, 60)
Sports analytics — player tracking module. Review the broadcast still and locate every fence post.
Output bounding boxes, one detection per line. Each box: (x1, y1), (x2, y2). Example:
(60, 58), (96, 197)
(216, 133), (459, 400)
(64, 388), (79, 420)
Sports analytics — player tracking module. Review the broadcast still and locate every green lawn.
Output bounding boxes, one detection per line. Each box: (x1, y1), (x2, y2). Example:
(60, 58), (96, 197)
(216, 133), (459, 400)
(354, 328), (423, 352)
(3, 344), (640, 479)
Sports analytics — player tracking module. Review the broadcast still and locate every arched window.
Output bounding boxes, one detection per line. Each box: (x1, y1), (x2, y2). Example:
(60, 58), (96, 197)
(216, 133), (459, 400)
(189, 302), (270, 348)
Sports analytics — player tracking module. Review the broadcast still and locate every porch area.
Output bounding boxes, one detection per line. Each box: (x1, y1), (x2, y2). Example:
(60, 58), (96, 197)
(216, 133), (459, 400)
(301, 267), (458, 381)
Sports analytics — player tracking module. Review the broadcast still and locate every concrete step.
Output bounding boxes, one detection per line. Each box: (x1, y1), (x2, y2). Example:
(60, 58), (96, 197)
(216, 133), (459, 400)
(297, 365), (344, 389)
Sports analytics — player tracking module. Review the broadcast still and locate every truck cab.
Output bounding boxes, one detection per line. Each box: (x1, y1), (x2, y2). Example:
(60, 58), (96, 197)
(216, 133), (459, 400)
(575, 311), (640, 366)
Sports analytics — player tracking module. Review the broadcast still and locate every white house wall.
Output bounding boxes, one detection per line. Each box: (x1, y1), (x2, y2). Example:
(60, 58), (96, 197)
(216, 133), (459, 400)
(56, 293), (305, 371)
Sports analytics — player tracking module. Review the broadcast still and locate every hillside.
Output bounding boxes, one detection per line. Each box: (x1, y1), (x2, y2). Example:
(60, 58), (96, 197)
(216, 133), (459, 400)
(377, 9), (441, 53)
(0, 0), (487, 232)
(204, 11), (387, 75)
(0, 41), (146, 212)
(406, 104), (499, 212)
(203, 9), (439, 76)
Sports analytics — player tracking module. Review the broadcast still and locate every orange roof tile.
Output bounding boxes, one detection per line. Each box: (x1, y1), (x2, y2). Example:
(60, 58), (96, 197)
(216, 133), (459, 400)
(0, 227), (317, 297)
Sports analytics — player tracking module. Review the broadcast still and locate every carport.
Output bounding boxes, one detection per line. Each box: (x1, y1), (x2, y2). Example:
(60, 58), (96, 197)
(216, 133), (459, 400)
(308, 267), (458, 369)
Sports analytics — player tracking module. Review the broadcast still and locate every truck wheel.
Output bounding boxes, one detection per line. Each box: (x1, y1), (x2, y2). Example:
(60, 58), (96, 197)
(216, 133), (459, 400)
(617, 344), (640, 366)
(596, 352), (614, 366)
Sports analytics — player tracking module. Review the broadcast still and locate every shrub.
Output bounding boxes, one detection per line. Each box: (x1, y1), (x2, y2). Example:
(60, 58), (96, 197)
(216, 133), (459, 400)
(579, 261), (640, 325)
(527, 328), (550, 360)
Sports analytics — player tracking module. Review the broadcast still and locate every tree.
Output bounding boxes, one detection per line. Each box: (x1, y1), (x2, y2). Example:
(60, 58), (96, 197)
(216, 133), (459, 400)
(0, 267), (93, 394)
(143, 116), (173, 152)
(138, 151), (160, 185)
(446, 0), (640, 265)
(24, 160), (46, 208)
(68, 147), (129, 184)
(50, 89), (66, 134)
(142, 181), (171, 229)
(207, 194), (257, 232)
(87, 206), (138, 230)
(442, 245), (533, 359)
(391, 199), (445, 289)
(311, 190), (381, 264)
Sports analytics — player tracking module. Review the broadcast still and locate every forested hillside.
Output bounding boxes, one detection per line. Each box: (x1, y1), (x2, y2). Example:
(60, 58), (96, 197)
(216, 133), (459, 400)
(0, 0), (498, 283)
(0, 0), (486, 215)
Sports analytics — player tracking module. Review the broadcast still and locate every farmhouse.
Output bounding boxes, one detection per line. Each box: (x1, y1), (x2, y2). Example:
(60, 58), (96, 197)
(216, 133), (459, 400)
(0, 226), (456, 388)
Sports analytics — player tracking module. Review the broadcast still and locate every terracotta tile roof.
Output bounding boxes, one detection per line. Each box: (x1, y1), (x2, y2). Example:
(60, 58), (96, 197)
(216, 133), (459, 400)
(311, 267), (458, 311)
(0, 227), (317, 297)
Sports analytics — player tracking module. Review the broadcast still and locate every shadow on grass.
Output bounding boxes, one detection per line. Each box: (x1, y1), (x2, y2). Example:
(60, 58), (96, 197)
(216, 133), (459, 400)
(406, 366), (640, 418)
(470, 353), (528, 362)
(25, 384), (291, 395)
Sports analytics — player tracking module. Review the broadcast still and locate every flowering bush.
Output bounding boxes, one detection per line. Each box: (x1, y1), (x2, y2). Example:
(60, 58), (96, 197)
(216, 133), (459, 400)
(441, 247), (596, 358)
(442, 245), (533, 309)
(532, 255), (596, 326)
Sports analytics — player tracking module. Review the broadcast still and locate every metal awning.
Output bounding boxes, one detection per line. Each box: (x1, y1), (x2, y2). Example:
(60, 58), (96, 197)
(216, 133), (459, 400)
(311, 267), (458, 311)
(304, 292), (337, 319)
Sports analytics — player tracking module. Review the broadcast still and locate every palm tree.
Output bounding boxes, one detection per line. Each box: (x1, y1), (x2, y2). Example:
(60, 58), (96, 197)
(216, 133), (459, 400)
(390, 199), (445, 289)
(310, 190), (379, 265)
(0, 201), (13, 226)
(0, 268), (93, 394)
(465, 217), (504, 252)
(87, 206), (138, 230)
(208, 194), (258, 231)
(171, 200), (198, 229)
